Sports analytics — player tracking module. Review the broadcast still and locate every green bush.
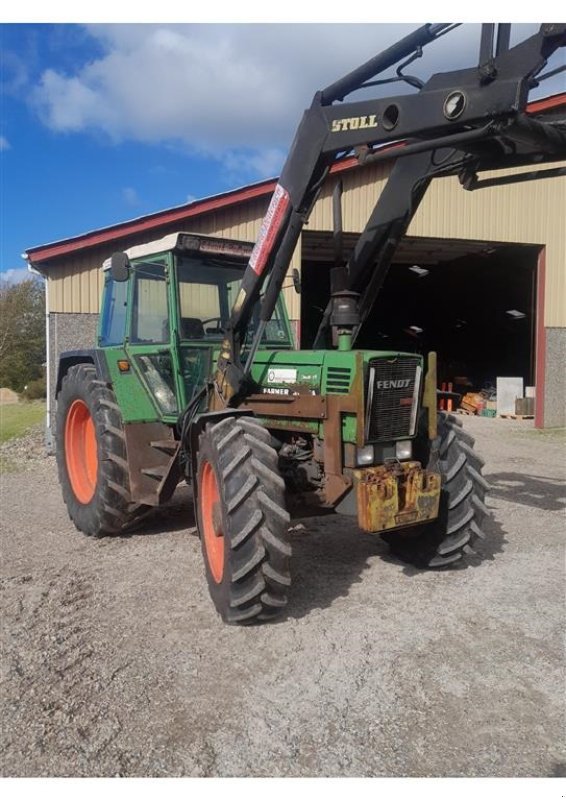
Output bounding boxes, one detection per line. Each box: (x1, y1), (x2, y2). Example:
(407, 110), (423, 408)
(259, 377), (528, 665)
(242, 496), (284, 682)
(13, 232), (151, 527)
(22, 376), (46, 401)
(0, 278), (45, 392)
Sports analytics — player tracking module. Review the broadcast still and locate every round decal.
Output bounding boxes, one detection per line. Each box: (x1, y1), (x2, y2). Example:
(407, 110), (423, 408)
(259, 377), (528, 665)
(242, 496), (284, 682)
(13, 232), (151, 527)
(443, 91), (467, 120)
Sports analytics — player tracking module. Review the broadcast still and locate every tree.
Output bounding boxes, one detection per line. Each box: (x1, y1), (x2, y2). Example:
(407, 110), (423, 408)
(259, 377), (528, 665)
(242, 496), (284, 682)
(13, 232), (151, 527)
(0, 278), (46, 393)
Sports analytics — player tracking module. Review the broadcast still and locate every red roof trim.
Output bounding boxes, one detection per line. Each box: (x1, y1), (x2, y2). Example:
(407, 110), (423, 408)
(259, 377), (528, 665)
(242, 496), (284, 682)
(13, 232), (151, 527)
(526, 92), (566, 114)
(26, 93), (566, 266)
(26, 180), (278, 263)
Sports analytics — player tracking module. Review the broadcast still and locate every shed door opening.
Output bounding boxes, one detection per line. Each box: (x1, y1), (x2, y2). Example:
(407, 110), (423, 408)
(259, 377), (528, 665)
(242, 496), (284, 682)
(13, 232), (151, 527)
(301, 235), (539, 396)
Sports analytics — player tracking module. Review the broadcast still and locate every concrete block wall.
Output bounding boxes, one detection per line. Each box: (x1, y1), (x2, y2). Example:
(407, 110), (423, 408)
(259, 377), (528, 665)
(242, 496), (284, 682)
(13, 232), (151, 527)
(47, 312), (99, 448)
(543, 328), (566, 428)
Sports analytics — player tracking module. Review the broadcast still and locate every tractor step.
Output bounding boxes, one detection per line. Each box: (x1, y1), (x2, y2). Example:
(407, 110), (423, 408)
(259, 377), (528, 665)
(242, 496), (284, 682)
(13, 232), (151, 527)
(150, 439), (179, 456)
(141, 464), (169, 482)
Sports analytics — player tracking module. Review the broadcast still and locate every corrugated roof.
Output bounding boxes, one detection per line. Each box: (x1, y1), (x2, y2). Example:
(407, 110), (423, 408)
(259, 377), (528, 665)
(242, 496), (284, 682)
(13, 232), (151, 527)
(25, 92), (566, 266)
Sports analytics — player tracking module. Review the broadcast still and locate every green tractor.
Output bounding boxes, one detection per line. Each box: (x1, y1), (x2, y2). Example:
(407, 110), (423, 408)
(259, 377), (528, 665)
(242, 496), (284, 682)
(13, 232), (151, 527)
(55, 23), (566, 623)
(55, 230), (487, 622)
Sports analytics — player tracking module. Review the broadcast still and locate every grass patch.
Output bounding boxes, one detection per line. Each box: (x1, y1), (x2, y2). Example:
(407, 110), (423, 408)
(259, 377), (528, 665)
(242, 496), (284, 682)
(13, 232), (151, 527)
(0, 401), (46, 444)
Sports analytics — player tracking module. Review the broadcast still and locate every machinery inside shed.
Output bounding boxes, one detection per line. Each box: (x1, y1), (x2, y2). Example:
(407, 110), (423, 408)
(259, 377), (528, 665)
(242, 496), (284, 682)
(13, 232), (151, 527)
(300, 234), (540, 399)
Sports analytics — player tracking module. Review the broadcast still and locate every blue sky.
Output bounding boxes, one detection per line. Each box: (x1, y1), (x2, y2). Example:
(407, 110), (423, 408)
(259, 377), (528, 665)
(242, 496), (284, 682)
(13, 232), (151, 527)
(1, 23), (285, 280)
(1, 20), (564, 282)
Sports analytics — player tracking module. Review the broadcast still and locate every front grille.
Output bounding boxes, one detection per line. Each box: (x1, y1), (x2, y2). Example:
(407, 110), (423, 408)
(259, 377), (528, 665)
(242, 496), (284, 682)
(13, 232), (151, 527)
(365, 356), (422, 442)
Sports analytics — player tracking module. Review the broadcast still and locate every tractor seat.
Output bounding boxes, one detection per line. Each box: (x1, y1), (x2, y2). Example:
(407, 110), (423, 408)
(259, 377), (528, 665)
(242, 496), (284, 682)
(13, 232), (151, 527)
(180, 317), (205, 340)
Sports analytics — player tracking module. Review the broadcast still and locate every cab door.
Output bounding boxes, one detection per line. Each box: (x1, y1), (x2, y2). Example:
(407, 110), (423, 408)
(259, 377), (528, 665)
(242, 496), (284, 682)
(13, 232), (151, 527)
(124, 254), (185, 422)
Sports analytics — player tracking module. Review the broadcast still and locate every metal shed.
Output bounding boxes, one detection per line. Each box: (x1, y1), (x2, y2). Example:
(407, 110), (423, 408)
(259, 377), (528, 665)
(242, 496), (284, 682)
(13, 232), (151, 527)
(25, 93), (566, 436)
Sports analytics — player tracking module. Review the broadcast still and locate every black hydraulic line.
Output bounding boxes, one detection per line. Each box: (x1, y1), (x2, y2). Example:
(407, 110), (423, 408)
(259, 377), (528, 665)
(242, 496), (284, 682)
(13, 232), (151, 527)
(320, 23), (453, 104)
(332, 181), (344, 267)
(506, 114), (566, 152)
(361, 49), (425, 92)
(536, 64), (566, 82)
(463, 165), (566, 190)
(358, 123), (497, 167)
(243, 319), (268, 375)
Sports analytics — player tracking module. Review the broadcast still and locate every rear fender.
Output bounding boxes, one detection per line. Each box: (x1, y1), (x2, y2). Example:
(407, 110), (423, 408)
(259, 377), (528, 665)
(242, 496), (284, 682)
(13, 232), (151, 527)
(56, 350), (111, 397)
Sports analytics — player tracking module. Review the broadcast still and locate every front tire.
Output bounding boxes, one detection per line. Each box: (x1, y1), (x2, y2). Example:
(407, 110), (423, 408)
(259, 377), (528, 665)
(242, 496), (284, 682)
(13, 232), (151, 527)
(382, 412), (490, 567)
(56, 363), (141, 537)
(196, 416), (291, 624)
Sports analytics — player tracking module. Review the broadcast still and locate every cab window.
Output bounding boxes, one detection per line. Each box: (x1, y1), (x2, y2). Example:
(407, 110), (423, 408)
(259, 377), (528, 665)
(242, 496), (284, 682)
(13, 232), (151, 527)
(176, 256), (291, 347)
(99, 275), (127, 346)
(130, 259), (169, 344)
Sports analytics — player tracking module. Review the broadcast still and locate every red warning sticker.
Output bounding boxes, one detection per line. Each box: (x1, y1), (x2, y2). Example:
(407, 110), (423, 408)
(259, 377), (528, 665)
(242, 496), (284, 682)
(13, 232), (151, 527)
(249, 183), (290, 276)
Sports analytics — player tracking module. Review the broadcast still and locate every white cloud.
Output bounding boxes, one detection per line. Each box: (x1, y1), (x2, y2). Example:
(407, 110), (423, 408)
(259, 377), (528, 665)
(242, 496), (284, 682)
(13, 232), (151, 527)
(221, 147), (288, 181)
(1, 268), (36, 284)
(0, 136), (10, 151)
(37, 70), (100, 132)
(122, 186), (140, 205)
(31, 24), (474, 142)
(30, 23), (561, 179)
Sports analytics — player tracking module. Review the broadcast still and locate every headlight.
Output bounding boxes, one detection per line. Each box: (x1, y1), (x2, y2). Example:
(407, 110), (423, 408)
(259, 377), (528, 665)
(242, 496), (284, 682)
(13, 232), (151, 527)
(356, 445), (375, 466)
(395, 440), (412, 460)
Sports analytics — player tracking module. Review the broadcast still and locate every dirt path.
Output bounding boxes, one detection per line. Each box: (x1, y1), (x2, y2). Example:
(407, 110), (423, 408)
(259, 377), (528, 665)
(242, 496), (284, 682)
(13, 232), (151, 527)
(1, 417), (564, 776)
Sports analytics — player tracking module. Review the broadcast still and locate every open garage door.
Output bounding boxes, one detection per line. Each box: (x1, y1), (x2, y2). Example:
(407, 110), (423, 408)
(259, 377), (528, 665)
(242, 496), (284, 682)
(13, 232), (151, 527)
(301, 233), (540, 398)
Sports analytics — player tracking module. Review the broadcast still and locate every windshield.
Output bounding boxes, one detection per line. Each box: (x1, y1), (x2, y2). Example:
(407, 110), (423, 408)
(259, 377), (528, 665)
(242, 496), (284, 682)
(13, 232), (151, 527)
(176, 256), (292, 347)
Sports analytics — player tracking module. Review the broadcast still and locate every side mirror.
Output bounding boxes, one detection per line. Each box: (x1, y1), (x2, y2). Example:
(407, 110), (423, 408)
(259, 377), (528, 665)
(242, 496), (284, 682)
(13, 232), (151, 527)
(292, 268), (302, 295)
(110, 252), (130, 282)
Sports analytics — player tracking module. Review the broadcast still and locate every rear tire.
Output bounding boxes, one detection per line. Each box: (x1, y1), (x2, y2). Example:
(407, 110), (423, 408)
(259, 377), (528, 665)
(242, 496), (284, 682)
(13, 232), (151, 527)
(382, 412), (490, 567)
(196, 416), (291, 624)
(56, 363), (142, 537)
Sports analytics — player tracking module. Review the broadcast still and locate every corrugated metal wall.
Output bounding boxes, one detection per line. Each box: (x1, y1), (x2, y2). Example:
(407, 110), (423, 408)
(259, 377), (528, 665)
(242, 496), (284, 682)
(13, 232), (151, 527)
(49, 250), (105, 315)
(309, 162), (566, 327)
(47, 197), (302, 322)
(46, 161), (565, 327)
(179, 283), (221, 320)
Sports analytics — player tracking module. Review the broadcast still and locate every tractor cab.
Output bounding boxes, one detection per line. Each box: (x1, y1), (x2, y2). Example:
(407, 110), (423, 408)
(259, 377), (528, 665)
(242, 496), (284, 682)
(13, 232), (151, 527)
(99, 232), (294, 423)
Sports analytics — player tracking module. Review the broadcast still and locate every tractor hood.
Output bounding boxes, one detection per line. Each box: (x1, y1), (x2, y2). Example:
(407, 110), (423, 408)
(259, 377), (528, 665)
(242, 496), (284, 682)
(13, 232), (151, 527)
(250, 348), (423, 398)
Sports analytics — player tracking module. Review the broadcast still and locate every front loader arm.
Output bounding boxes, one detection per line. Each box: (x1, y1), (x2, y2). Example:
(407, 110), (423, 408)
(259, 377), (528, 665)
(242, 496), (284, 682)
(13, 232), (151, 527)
(212, 22), (566, 406)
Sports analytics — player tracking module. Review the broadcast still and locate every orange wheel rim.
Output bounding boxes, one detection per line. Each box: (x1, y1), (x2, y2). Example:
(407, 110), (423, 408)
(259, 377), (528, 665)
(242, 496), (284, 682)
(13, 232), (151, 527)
(200, 462), (225, 583)
(65, 399), (98, 504)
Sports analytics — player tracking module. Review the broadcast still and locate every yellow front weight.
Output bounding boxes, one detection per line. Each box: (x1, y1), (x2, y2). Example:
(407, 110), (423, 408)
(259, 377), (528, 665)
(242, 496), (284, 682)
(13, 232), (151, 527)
(355, 461), (441, 533)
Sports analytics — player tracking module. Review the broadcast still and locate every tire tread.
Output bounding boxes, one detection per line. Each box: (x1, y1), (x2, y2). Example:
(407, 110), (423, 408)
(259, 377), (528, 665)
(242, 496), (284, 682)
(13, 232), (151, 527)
(56, 363), (145, 537)
(197, 416), (291, 624)
(382, 411), (490, 568)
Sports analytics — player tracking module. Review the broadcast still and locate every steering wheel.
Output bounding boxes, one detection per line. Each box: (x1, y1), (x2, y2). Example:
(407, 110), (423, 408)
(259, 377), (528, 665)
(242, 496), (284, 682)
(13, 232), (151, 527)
(202, 317), (225, 334)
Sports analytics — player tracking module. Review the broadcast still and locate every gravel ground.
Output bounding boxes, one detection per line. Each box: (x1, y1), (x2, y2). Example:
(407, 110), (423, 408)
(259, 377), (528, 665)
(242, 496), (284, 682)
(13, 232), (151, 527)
(1, 416), (564, 777)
